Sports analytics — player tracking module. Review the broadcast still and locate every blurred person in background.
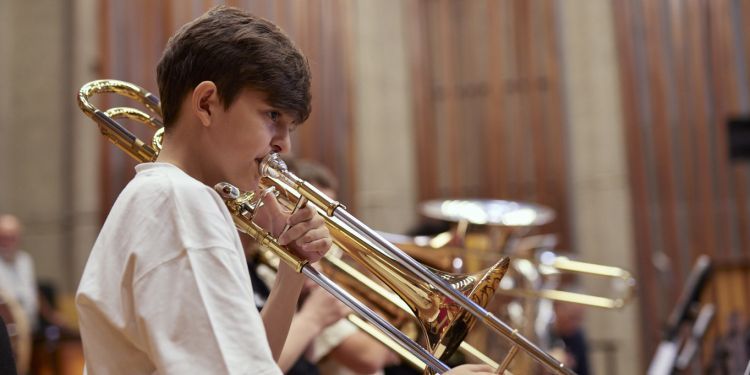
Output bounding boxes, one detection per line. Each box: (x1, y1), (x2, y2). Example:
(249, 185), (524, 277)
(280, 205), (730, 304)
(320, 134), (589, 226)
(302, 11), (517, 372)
(545, 301), (591, 375)
(0, 214), (38, 333)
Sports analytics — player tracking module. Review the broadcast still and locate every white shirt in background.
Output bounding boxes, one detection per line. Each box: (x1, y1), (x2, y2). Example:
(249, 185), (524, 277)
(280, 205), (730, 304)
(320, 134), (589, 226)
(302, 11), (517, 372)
(0, 250), (38, 329)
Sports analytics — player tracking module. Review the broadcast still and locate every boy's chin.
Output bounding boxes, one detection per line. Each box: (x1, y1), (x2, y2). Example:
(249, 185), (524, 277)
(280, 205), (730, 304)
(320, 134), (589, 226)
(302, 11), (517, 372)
(239, 176), (261, 193)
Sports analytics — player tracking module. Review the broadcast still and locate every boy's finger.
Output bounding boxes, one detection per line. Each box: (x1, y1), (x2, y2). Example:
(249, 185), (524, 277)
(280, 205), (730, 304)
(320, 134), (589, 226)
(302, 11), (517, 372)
(286, 204), (316, 227)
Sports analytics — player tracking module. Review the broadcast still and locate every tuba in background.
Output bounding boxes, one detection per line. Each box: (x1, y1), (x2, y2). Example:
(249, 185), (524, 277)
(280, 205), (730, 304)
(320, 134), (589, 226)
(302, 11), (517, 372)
(390, 198), (637, 372)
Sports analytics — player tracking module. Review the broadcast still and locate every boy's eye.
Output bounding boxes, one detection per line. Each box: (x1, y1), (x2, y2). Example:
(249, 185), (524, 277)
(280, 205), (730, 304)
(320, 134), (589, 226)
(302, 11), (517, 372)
(268, 111), (281, 122)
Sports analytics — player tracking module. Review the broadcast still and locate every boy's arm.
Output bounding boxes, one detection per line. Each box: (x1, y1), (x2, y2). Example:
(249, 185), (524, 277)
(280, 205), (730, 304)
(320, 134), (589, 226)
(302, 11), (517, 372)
(274, 285), (350, 371)
(255, 195), (332, 360)
(260, 262), (304, 361)
(275, 310), (319, 371)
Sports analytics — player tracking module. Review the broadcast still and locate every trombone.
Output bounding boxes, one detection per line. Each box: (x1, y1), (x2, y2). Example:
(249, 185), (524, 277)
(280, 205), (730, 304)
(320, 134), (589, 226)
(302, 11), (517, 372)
(389, 231), (636, 310)
(78, 79), (576, 374)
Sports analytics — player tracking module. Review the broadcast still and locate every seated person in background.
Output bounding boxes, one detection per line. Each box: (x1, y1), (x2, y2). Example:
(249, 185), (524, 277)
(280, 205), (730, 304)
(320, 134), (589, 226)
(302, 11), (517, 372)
(545, 301), (590, 375)
(0, 292), (24, 375)
(0, 214), (39, 332)
(0, 214), (77, 375)
(0, 314), (17, 375)
(245, 157), (400, 374)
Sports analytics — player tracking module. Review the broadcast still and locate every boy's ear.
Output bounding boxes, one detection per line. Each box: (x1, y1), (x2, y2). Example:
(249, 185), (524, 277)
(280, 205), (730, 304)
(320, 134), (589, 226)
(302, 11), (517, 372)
(192, 81), (218, 127)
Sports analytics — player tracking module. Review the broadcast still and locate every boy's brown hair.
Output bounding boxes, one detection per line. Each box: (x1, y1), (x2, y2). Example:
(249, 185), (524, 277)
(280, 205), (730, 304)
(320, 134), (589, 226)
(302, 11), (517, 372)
(157, 6), (311, 127)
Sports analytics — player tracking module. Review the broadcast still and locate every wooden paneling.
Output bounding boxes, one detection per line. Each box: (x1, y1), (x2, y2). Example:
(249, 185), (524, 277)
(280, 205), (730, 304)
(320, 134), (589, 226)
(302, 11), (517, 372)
(98, 0), (356, 212)
(408, 0), (571, 248)
(613, 0), (662, 357)
(613, 0), (750, 367)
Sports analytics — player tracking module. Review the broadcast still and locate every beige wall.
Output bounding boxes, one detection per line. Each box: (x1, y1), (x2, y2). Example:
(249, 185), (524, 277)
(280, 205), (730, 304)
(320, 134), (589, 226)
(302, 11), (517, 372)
(351, 0), (418, 234)
(1, 0), (67, 291)
(0, 0), (10, 212)
(0, 0), (99, 293)
(559, 2), (641, 373)
(70, 0), (102, 294)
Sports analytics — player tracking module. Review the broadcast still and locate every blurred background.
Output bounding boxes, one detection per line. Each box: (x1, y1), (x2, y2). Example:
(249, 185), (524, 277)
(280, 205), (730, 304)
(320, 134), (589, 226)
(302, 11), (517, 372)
(1, 0), (750, 374)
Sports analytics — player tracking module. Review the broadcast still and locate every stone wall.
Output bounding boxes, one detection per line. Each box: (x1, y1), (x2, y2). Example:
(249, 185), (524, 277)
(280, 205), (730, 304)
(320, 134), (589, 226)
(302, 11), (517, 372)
(559, 2), (641, 373)
(0, 0), (99, 293)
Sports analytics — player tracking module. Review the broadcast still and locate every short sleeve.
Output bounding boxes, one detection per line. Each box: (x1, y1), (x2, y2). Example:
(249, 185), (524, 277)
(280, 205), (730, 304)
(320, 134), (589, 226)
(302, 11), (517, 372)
(132, 246), (281, 375)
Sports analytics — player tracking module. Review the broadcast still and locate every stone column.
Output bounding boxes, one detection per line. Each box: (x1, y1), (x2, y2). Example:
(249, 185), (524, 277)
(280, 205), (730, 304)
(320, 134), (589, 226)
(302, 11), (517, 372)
(351, 0), (418, 234)
(0, 0), (100, 293)
(0, 0), (10, 211)
(2, 0), (68, 291)
(558, 1), (641, 374)
(70, 0), (102, 292)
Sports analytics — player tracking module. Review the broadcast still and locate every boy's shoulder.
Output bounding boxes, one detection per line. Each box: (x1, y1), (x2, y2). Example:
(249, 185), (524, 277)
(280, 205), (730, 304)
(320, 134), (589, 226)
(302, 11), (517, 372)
(99, 162), (238, 259)
(111, 162), (229, 228)
(123, 162), (237, 246)
(131, 162), (203, 190)
(126, 163), (217, 203)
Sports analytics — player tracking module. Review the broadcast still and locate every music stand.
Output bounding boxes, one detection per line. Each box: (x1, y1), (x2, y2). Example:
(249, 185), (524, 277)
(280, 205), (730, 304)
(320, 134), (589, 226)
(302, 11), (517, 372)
(647, 255), (714, 375)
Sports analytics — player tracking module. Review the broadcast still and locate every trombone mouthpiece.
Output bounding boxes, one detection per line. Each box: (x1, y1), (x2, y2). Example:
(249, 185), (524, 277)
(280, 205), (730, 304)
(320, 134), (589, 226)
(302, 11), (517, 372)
(259, 153), (288, 179)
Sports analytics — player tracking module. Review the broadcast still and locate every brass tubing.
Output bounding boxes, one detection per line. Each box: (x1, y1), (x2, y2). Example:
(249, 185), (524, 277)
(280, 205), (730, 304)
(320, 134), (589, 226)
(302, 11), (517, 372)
(261, 158), (575, 375)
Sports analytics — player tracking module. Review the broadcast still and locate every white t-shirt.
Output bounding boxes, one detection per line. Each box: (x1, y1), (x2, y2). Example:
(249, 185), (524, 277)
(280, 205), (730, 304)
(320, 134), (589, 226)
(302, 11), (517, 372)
(0, 250), (38, 329)
(76, 163), (280, 375)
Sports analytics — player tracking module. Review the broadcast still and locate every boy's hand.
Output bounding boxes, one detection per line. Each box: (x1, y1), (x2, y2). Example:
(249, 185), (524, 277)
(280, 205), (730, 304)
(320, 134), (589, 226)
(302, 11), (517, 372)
(278, 203), (331, 263)
(253, 192), (331, 263)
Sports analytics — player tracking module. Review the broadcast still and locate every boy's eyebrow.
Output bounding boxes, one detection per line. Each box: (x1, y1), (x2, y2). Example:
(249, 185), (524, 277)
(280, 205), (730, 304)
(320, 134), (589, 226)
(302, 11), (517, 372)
(286, 114), (302, 131)
(278, 108), (301, 126)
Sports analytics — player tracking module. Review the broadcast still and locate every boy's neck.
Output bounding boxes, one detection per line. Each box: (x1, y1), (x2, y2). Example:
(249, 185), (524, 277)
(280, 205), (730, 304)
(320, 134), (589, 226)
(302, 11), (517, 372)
(155, 119), (212, 186)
